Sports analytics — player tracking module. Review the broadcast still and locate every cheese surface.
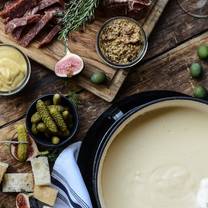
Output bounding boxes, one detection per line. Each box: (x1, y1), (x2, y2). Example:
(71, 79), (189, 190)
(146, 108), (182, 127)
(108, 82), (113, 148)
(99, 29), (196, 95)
(34, 185), (58, 206)
(2, 173), (33, 192)
(31, 157), (51, 185)
(0, 162), (8, 183)
(98, 101), (208, 208)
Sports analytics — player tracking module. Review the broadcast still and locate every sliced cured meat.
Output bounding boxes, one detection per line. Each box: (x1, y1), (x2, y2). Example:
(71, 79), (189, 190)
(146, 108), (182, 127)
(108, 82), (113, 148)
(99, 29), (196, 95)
(103, 0), (152, 15)
(2, 0), (15, 10)
(38, 25), (60, 48)
(5, 14), (41, 34)
(38, 0), (64, 9)
(128, 1), (146, 11)
(20, 11), (55, 47)
(0, 0), (38, 19)
(133, 0), (152, 6)
(26, 0), (64, 15)
(13, 27), (24, 40)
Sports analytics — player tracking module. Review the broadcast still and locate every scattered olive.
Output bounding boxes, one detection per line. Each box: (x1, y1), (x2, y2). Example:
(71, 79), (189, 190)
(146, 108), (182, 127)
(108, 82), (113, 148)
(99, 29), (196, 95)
(52, 136), (60, 145)
(197, 45), (208, 60)
(53, 94), (61, 105)
(193, 85), (207, 98)
(90, 72), (106, 84)
(190, 63), (203, 78)
(36, 122), (46, 133)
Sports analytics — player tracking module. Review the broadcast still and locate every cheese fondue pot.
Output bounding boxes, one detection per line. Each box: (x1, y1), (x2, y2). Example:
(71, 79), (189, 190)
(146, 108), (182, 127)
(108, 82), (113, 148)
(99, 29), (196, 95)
(78, 91), (208, 208)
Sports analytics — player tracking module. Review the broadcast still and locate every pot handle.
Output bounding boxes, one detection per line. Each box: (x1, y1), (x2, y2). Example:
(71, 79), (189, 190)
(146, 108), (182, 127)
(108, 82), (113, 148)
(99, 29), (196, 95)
(106, 107), (124, 122)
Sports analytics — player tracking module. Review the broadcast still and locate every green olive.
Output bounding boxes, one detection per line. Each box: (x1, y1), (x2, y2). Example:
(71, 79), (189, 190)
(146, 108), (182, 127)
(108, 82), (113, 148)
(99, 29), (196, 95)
(190, 63), (203, 78)
(193, 85), (207, 98)
(51, 136), (60, 145)
(31, 124), (38, 135)
(36, 122), (46, 133)
(90, 72), (106, 84)
(31, 112), (41, 124)
(197, 45), (208, 60)
(53, 94), (61, 105)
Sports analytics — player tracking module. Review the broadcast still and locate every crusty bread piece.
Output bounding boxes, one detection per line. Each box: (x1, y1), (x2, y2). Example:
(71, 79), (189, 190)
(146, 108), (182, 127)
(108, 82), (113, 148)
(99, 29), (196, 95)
(34, 185), (58, 206)
(2, 173), (34, 192)
(0, 162), (9, 184)
(31, 156), (51, 185)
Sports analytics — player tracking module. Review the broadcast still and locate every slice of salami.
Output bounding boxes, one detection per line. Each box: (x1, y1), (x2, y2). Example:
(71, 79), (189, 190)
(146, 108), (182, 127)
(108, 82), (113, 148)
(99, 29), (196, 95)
(0, 0), (38, 19)
(19, 11), (55, 47)
(5, 14), (41, 34)
(38, 25), (60, 48)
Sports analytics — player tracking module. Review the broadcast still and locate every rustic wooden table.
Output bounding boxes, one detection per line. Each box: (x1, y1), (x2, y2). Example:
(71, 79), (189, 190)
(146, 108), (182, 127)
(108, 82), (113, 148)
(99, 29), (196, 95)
(1, 1), (208, 207)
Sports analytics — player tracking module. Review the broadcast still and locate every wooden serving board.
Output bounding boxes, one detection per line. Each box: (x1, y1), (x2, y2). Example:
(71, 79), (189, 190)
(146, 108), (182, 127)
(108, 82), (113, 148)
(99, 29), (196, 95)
(0, 0), (169, 102)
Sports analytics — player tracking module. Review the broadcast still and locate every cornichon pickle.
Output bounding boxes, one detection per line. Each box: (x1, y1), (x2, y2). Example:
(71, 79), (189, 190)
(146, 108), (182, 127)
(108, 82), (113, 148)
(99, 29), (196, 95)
(62, 110), (70, 120)
(31, 124), (38, 135)
(16, 124), (28, 162)
(36, 122), (46, 133)
(36, 100), (58, 133)
(53, 94), (61, 105)
(49, 107), (69, 136)
(51, 136), (60, 145)
(62, 111), (73, 127)
(48, 105), (65, 112)
(31, 112), (41, 124)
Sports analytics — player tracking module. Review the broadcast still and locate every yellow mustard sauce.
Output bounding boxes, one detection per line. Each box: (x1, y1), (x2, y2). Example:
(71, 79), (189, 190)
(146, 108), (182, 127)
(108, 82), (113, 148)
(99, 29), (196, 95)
(0, 46), (27, 92)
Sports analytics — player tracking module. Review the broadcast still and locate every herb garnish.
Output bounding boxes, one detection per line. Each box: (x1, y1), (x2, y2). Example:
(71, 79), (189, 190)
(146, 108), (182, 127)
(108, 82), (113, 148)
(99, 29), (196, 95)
(59, 0), (100, 45)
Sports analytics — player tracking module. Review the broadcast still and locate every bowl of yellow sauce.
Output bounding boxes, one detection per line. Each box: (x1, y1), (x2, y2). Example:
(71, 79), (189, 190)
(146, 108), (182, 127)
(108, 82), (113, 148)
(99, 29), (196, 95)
(0, 44), (31, 96)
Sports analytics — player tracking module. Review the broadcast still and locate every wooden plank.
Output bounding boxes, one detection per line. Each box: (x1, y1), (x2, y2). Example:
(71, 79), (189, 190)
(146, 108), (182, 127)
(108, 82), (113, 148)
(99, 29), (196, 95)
(120, 31), (208, 98)
(145, 0), (208, 61)
(0, 0), (169, 102)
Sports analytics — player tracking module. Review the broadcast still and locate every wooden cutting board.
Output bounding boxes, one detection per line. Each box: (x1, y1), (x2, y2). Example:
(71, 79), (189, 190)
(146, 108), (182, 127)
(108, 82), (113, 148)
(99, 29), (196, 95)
(0, 0), (169, 102)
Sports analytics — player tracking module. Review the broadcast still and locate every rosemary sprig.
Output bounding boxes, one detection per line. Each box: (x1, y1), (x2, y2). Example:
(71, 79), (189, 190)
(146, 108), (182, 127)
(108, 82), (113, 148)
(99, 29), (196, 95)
(59, 0), (100, 45)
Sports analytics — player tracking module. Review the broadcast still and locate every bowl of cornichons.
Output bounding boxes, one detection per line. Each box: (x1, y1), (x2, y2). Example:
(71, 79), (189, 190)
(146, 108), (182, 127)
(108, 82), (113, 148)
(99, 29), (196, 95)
(26, 94), (79, 148)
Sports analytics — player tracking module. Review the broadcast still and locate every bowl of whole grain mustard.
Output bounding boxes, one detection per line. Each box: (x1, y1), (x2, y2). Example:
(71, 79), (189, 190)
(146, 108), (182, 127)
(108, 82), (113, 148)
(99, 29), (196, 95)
(96, 17), (148, 69)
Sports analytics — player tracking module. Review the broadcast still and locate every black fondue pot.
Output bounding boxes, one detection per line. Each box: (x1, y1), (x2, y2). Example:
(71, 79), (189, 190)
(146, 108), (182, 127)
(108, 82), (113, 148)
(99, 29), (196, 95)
(78, 91), (208, 207)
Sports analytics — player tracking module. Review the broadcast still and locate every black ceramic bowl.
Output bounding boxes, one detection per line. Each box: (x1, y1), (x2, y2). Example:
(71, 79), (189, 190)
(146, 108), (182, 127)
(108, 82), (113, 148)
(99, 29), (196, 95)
(26, 94), (79, 148)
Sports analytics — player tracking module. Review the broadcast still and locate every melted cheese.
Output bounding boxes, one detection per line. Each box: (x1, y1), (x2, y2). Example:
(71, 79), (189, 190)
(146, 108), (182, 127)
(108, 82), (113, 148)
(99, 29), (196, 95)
(98, 100), (208, 208)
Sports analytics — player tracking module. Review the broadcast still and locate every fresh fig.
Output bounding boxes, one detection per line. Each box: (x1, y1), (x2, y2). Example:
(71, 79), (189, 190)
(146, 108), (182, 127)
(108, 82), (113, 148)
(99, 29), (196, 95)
(10, 136), (48, 162)
(16, 193), (30, 208)
(55, 50), (84, 77)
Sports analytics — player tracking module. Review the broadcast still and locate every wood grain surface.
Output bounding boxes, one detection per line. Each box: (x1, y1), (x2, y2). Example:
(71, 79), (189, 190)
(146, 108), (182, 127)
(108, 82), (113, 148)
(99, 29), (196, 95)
(1, 1), (208, 207)
(0, 0), (169, 102)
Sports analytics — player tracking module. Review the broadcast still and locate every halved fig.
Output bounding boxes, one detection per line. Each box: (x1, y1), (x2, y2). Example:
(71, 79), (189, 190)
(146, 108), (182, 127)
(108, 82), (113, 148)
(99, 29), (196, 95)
(55, 50), (84, 77)
(16, 193), (30, 208)
(10, 136), (40, 162)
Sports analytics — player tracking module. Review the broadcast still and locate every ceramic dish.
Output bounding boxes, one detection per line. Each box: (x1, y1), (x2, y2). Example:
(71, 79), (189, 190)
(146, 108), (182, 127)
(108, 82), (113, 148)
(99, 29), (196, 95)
(96, 17), (148, 69)
(26, 94), (79, 148)
(78, 92), (208, 208)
